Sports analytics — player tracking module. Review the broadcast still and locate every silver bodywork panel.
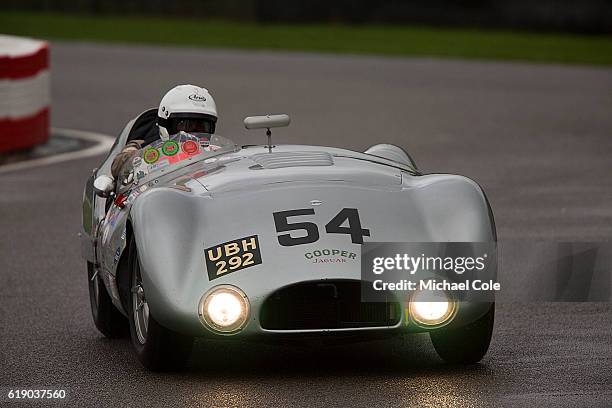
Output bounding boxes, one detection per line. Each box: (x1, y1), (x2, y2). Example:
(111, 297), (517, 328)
(82, 111), (495, 338)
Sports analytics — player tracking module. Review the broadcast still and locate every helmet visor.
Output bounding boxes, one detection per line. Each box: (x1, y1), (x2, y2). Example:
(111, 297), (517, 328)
(163, 113), (216, 136)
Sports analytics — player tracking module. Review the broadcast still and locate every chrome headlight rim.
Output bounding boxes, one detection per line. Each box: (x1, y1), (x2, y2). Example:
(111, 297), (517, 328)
(198, 284), (250, 335)
(408, 289), (457, 329)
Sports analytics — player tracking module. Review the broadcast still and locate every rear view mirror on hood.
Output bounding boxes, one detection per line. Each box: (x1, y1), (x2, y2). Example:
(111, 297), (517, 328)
(244, 114), (290, 130)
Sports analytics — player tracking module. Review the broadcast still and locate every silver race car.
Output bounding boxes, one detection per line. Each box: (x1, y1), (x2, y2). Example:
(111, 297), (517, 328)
(81, 110), (496, 370)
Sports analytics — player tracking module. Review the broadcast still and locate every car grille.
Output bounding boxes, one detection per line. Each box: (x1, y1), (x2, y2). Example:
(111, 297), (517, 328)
(259, 280), (401, 330)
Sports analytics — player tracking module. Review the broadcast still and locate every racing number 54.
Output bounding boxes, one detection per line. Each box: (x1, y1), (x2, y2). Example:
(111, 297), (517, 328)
(273, 208), (370, 246)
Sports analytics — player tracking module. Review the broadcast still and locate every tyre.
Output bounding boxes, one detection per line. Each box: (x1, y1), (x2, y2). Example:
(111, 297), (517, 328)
(127, 237), (193, 371)
(430, 303), (495, 364)
(87, 262), (127, 338)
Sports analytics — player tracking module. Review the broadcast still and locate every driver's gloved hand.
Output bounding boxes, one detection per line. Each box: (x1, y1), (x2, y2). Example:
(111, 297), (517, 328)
(111, 140), (144, 179)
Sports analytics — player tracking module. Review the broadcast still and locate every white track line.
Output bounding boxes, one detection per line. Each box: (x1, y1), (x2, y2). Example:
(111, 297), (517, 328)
(0, 127), (114, 174)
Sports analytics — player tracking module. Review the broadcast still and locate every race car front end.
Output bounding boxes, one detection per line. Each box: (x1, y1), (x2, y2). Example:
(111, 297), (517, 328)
(129, 154), (495, 345)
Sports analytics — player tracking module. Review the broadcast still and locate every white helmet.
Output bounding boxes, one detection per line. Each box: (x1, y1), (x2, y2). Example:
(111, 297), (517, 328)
(157, 84), (218, 140)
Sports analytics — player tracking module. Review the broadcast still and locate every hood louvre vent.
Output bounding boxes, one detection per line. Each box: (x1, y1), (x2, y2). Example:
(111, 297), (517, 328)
(251, 151), (334, 169)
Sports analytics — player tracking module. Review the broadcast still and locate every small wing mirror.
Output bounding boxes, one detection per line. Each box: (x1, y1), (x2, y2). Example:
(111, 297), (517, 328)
(93, 175), (115, 198)
(244, 114), (290, 130)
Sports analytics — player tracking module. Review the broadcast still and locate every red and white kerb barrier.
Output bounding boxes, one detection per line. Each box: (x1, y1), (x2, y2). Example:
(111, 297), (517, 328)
(0, 35), (50, 153)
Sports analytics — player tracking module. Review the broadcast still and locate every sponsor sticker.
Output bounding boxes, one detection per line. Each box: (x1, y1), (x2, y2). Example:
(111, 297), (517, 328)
(162, 140), (179, 156)
(150, 159), (169, 171)
(143, 148), (160, 164)
(182, 140), (199, 155)
(205, 235), (262, 280)
(127, 189), (141, 204)
(304, 248), (357, 264)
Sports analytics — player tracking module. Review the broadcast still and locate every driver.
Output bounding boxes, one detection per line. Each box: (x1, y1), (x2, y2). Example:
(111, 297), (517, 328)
(111, 84), (218, 178)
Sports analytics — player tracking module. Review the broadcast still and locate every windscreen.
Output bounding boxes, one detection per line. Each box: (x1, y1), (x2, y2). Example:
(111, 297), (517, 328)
(117, 132), (237, 190)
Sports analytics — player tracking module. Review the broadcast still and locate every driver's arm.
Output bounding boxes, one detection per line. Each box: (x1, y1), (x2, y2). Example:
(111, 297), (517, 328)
(111, 139), (144, 179)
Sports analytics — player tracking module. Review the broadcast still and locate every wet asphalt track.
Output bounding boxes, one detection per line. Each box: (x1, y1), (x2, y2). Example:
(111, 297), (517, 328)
(1, 42), (611, 407)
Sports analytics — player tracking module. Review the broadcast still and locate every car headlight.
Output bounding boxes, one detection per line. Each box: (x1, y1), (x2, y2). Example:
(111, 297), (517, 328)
(199, 285), (250, 334)
(409, 290), (456, 327)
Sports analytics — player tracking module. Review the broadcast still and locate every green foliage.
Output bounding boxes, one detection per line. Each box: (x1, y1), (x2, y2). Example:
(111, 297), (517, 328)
(2, 12), (612, 65)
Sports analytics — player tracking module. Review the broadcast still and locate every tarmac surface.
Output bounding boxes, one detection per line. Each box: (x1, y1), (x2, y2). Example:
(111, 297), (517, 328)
(0, 42), (611, 407)
(0, 132), (87, 166)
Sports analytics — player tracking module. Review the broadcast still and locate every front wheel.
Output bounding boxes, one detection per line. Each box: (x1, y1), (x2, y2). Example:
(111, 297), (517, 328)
(127, 237), (193, 371)
(87, 262), (127, 338)
(430, 303), (495, 364)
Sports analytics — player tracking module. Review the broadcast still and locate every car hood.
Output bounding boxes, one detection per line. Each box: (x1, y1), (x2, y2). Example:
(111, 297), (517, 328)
(184, 145), (405, 195)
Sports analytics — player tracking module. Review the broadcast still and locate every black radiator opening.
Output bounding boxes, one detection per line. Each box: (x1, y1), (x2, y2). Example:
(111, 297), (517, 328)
(260, 280), (401, 330)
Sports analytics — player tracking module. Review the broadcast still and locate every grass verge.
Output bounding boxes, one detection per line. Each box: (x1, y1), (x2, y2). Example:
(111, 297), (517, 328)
(2, 12), (612, 66)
